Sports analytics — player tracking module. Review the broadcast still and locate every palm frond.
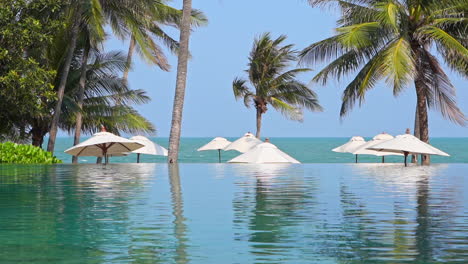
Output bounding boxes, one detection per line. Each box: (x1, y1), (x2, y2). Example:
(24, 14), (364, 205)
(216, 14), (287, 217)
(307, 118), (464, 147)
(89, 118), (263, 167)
(380, 37), (415, 94)
(419, 48), (466, 125)
(417, 26), (468, 59)
(269, 97), (304, 121)
(340, 50), (385, 117)
(336, 22), (381, 48)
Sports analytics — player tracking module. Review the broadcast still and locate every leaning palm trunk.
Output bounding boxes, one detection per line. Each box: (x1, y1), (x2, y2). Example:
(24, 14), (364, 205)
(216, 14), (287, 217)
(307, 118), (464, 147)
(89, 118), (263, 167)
(123, 36), (136, 82)
(47, 19), (80, 153)
(167, 0), (192, 163)
(72, 41), (91, 164)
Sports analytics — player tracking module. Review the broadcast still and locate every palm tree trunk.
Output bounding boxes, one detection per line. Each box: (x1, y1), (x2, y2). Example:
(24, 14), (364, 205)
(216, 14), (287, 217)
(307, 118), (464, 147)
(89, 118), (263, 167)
(123, 35), (136, 82)
(167, 0), (192, 163)
(415, 75), (430, 165)
(72, 41), (91, 164)
(256, 107), (262, 139)
(31, 126), (46, 148)
(412, 106), (420, 163)
(47, 18), (80, 154)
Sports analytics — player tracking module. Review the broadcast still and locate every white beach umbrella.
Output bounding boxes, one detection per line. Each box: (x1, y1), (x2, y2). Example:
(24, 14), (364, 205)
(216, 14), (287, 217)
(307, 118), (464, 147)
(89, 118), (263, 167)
(368, 133), (449, 166)
(224, 133), (262, 153)
(332, 136), (366, 163)
(352, 133), (403, 163)
(197, 137), (232, 162)
(65, 131), (143, 164)
(228, 142), (300, 164)
(130, 136), (168, 163)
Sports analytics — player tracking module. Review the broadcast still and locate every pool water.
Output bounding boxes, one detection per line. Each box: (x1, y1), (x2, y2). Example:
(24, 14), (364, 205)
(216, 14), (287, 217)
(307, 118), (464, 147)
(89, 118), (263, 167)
(0, 164), (467, 263)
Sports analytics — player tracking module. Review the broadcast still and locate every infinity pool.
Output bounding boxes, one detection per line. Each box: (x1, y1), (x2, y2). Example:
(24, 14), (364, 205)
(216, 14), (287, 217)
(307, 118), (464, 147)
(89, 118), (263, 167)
(0, 164), (467, 263)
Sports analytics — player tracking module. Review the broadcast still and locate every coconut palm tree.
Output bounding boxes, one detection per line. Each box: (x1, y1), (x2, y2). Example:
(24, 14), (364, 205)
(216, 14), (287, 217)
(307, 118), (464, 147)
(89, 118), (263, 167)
(167, 0), (193, 163)
(121, 3), (208, 82)
(47, 0), (105, 153)
(301, 0), (467, 164)
(30, 50), (154, 147)
(233, 33), (323, 138)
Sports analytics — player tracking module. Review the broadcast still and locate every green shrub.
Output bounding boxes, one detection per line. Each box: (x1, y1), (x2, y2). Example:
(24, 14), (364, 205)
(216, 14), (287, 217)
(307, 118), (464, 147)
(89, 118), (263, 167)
(0, 142), (62, 164)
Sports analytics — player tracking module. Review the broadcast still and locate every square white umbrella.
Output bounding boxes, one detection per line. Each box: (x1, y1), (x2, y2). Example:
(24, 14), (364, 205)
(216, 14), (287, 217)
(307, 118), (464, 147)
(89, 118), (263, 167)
(224, 133), (262, 153)
(65, 132), (143, 164)
(368, 133), (449, 166)
(352, 133), (403, 163)
(332, 136), (366, 163)
(130, 136), (168, 163)
(197, 137), (231, 163)
(228, 142), (300, 164)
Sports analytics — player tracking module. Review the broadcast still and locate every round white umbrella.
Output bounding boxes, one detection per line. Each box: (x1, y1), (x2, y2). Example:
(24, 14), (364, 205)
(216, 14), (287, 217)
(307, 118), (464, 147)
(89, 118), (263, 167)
(228, 142), (300, 164)
(197, 137), (232, 162)
(130, 136), (168, 163)
(65, 132), (143, 164)
(224, 133), (262, 153)
(352, 133), (403, 163)
(332, 136), (366, 163)
(368, 134), (449, 166)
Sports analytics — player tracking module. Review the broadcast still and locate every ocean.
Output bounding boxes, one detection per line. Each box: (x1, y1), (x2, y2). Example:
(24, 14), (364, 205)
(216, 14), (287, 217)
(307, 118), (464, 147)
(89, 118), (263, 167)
(49, 137), (468, 164)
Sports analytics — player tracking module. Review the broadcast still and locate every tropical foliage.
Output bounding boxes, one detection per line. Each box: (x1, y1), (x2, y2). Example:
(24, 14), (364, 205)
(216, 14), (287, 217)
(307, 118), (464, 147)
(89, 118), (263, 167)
(29, 50), (155, 147)
(0, 0), (204, 158)
(0, 0), (65, 142)
(233, 33), (323, 138)
(0, 142), (62, 164)
(301, 0), (467, 164)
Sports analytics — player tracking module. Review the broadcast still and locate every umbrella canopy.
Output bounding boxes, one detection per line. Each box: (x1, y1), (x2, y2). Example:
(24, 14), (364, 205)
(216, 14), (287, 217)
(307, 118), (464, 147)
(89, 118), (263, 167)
(197, 137), (231, 151)
(65, 132), (143, 157)
(352, 133), (403, 156)
(224, 133), (262, 153)
(130, 136), (168, 156)
(368, 134), (450, 156)
(228, 142), (300, 164)
(332, 136), (366, 153)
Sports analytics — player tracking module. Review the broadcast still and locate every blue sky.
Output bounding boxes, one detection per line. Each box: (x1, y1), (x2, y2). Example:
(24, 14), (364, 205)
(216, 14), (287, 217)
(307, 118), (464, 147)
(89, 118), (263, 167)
(104, 0), (468, 138)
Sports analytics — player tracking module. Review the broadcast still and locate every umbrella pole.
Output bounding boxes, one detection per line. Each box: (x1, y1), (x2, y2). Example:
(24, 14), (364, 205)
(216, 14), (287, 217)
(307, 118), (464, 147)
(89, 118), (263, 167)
(218, 149), (221, 163)
(355, 154), (358, 163)
(382, 156), (385, 163)
(137, 153), (140, 163)
(404, 152), (408, 167)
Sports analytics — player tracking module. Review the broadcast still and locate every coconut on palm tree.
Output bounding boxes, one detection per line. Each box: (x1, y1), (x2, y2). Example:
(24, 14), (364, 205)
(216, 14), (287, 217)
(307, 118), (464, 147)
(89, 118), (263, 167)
(233, 33), (323, 138)
(301, 0), (467, 164)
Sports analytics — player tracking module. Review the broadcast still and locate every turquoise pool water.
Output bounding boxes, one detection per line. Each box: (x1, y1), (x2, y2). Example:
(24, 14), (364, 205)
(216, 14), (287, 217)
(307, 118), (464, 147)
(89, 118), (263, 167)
(49, 137), (468, 163)
(0, 164), (467, 263)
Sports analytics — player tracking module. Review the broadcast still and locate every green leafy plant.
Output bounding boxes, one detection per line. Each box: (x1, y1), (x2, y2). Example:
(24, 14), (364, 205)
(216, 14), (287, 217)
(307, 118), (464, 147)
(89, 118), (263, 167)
(0, 142), (62, 164)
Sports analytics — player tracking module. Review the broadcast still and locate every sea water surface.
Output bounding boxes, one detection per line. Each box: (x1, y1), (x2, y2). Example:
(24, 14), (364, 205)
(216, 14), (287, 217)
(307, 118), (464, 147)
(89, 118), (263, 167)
(50, 137), (468, 163)
(0, 163), (467, 263)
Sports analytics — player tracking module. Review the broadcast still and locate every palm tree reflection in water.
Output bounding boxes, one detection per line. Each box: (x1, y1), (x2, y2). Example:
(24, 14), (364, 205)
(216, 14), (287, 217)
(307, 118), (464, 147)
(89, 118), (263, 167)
(233, 164), (309, 262)
(169, 164), (188, 264)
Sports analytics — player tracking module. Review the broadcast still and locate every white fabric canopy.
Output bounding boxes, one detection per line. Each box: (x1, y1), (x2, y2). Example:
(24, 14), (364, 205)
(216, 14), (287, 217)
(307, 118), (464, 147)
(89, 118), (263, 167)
(224, 133), (262, 153)
(130, 136), (168, 156)
(332, 136), (366, 153)
(353, 133), (403, 156)
(65, 132), (143, 157)
(197, 137), (231, 151)
(228, 142), (300, 164)
(368, 134), (450, 156)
